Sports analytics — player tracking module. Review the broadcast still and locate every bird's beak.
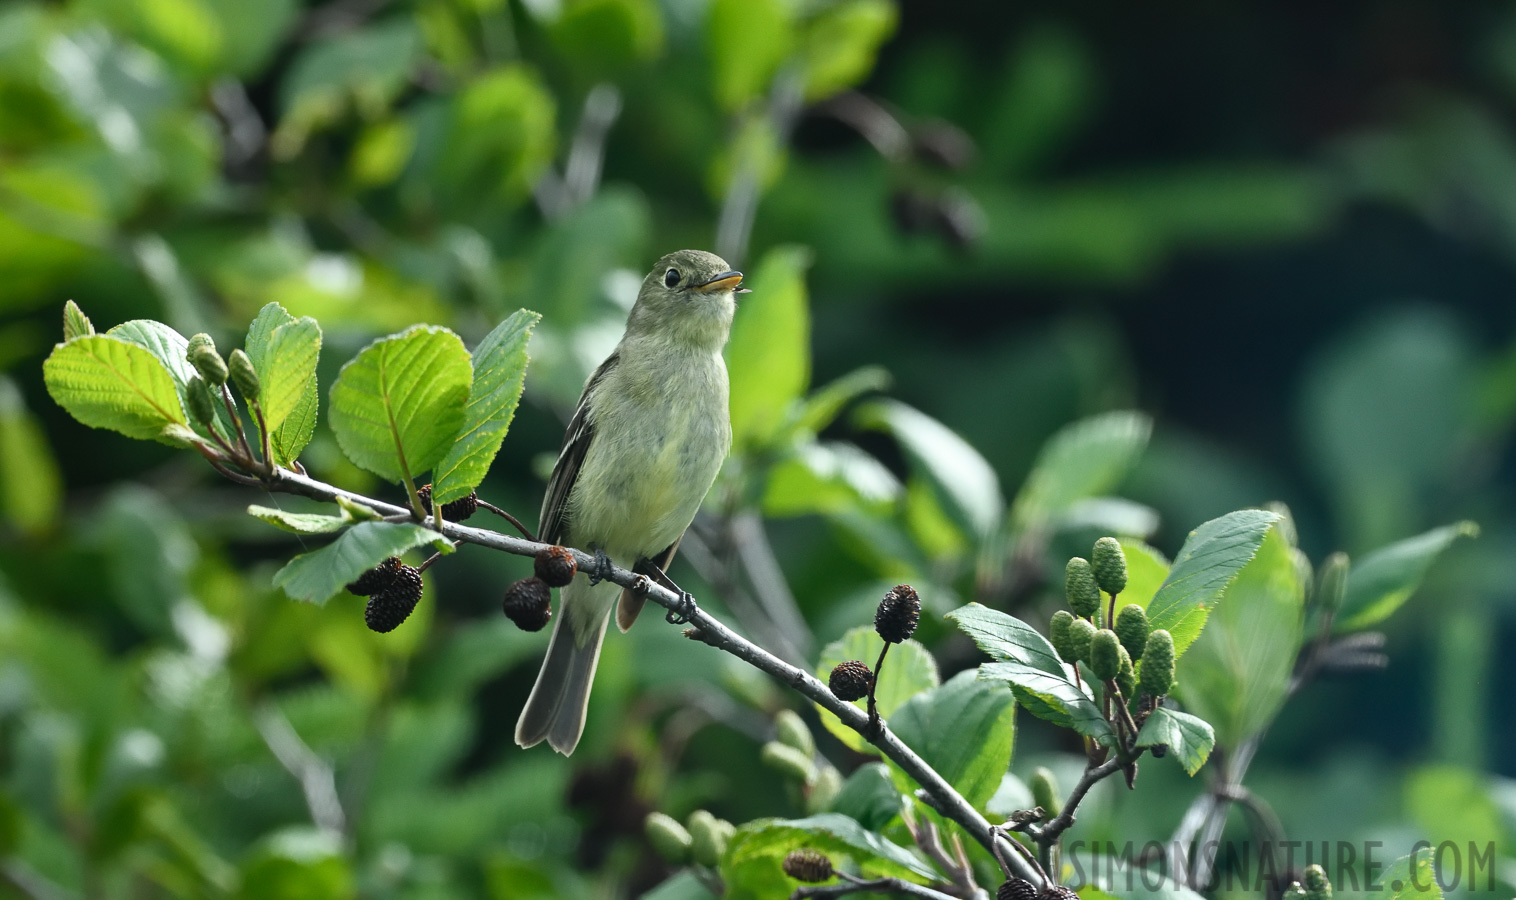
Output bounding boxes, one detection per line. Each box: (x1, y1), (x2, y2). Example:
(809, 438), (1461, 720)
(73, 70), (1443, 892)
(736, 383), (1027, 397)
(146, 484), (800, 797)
(694, 271), (748, 293)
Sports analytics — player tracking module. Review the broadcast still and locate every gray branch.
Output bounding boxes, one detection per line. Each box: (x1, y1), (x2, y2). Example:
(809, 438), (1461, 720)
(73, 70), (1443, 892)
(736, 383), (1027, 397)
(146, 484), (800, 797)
(257, 464), (1044, 885)
(253, 702), (347, 837)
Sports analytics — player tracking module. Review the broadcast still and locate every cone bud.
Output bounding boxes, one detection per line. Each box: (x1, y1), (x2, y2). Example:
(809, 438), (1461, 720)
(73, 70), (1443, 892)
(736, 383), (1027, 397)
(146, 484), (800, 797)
(1140, 629), (1175, 699)
(874, 583), (921, 643)
(1067, 617), (1096, 664)
(775, 709), (814, 757)
(186, 375), (217, 426)
(761, 741), (816, 784)
(1030, 766), (1060, 817)
(1065, 557), (1101, 618)
(1114, 604), (1149, 661)
(829, 660), (873, 702)
(644, 812), (692, 864)
(1091, 536), (1128, 595)
(1303, 864), (1333, 900)
(1090, 629), (1121, 680)
(187, 334), (228, 386)
(782, 849), (833, 883)
(687, 810), (731, 868)
(1049, 609), (1077, 663)
(227, 349), (260, 401)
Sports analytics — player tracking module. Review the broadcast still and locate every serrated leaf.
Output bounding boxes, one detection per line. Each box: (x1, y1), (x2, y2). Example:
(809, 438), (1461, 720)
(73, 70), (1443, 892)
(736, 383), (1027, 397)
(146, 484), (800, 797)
(814, 626), (937, 754)
(1380, 851), (1445, 900)
(246, 303), (323, 466)
(1336, 521), (1478, 632)
(1011, 410), (1152, 530)
(63, 300), (94, 340)
(248, 505), (358, 534)
(1117, 539), (1170, 609)
(829, 763), (904, 832)
(107, 319), (239, 443)
(43, 335), (187, 443)
(886, 670), (1016, 810)
(1135, 707), (1215, 776)
(1145, 509), (1282, 656)
(1174, 527), (1302, 746)
(721, 813), (936, 900)
(431, 309), (539, 504)
(726, 245), (812, 450)
(855, 399), (1003, 540)
(977, 663), (1113, 743)
(271, 522), (450, 605)
(328, 325), (472, 484)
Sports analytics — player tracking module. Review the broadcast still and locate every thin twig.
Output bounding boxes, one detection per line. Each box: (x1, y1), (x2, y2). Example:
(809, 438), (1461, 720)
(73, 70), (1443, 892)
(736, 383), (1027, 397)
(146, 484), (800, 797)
(240, 463), (1044, 885)
(1029, 756), (1124, 847)
(478, 499), (536, 541)
(792, 873), (963, 900)
(253, 704), (346, 836)
(219, 384), (253, 462)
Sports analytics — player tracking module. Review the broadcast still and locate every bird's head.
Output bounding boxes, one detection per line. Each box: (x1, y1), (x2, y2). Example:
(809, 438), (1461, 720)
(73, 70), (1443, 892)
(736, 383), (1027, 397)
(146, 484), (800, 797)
(627, 249), (746, 348)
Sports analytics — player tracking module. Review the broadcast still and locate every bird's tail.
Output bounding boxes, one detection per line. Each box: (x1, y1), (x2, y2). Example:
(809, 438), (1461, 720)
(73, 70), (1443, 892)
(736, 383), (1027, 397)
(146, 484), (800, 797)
(514, 577), (617, 755)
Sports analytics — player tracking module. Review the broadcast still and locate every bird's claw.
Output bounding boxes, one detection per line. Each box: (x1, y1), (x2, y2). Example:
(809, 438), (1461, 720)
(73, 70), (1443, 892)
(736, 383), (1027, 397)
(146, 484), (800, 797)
(587, 547), (612, 585)
(665, 591), (697, 625)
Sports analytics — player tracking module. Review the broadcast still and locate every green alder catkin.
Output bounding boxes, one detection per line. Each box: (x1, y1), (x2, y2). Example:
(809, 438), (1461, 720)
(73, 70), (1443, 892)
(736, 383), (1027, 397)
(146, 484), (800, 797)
(1114, 604), (1149, 661)
(1090, 629), (1121, 681)
(1065, 557), (1102, 618)
(1140, 629), (1175, 698)
(1091, 536), (1128, 595)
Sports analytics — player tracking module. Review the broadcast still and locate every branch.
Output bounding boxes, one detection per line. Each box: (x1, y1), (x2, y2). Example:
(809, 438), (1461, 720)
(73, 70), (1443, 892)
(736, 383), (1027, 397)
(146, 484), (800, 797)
(253, 703), (346, 837)
(1028, 755), (1124, 847)
(252, 464), (1044, 884)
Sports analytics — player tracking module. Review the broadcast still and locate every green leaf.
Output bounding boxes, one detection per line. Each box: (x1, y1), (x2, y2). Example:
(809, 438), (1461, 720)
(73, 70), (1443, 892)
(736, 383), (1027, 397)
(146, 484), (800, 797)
(328, 325), (473, 484)
(271, 522), (450, 604)
(1010, 410), (1152, 530)
(238, 828), (353, 900)
(1134, 708), (1215, 776)
(886, 670), (1016, 810)
(829, 763), (904, 832)
(431, 309), (540, 504)
(800, 0), (898, 101)
(1380, 851), (1445, 900)
(794, 365), (891, 435)
(0, 377), (61, 534)
(43, 335), (187, 443)
(708, 0), (793, 110)
(947, 604), (1111, 740)
(855, 399), (1003, 540)
(815, 626), (938, 754)
(1117, 539), (1170, 609)
(245, 302), (323, 466)
(1144, 509), (1282, 656)
(441, 64), (557, 202)
(249, 504), (361, 535)
(721, 813), (936, 900)
(1174, 527), (1303, 746)
(107, 319), (239, 443)
(1336, 522), (1478, 631)
(762, 441), (901, 518)
(726, 245), (812, 450)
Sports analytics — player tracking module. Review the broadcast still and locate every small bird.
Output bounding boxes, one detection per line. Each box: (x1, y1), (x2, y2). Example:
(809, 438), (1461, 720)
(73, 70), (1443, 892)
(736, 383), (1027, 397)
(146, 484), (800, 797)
(515, 249), (745, 755)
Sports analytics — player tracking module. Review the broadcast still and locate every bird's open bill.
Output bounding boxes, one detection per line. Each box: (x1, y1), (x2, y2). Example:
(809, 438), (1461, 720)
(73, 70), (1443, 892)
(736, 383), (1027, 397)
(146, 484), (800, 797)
(695, 271), (750, 293)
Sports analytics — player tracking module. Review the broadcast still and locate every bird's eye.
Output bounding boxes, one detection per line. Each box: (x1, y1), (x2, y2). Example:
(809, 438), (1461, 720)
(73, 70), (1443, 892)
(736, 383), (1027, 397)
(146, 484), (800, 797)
(664, 268), (681, 288)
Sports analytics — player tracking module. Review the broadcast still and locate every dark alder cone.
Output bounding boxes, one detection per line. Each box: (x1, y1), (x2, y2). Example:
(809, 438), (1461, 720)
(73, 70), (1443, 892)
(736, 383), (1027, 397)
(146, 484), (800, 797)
(416, 484), (479, 521)
(828, 660), (873, 702)
(365, 565), (422, 633)
(535, 546), (577, 588)
(782, 849), (834, 883)
(503, 577), (553, 632)
(347, 557), (402, 595)
(874, 584), (921, 643)
(998, 879), (1038, 900)
(1040, 886), (1081, 900)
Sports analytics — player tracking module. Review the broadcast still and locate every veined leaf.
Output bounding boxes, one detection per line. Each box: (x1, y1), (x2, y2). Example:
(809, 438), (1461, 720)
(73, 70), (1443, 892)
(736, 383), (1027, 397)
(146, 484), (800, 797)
(762, 441), (901, 518)
(1336, 521), (1478, 632)
(1145, 509), (1281, 656)
(726, 245), (812, 450)
(721, 813), (936, 900)
(855, 399), (1003, 540)
(108, 319), (239, 443)
(1381, 851), (1445, 900)
(886, 670), (1015, 810)
(948, 602), (1112, 741)
(431, 309), (539, 503)
(814, 626), (937, 753)
(246, 302), (323, 466)
(328, 325), (472, 484)
(272, 521), (450, 604)
(43, 335), (187, 443)
(249, 504), (362, 535)
(1135, 707), (1215, 776)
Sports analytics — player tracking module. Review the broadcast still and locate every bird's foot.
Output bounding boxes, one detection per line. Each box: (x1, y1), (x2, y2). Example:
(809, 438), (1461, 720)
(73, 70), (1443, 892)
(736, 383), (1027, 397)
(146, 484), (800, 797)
(587, 547), (612, 585)
(665, 591), (698, 625)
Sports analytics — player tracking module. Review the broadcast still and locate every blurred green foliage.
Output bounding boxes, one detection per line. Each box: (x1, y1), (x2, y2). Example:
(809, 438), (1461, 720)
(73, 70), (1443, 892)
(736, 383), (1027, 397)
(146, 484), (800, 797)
(4, 0), (1516, 897)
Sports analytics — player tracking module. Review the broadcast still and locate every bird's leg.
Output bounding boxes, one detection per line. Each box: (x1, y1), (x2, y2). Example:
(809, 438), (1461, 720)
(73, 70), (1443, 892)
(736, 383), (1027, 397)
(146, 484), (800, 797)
(587, 546), (612, 585)
(635, 557), (698, 625)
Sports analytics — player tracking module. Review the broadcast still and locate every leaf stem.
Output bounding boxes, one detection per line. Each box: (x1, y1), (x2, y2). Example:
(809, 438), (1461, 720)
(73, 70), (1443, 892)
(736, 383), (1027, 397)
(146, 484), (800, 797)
(478, 499), (537, 541)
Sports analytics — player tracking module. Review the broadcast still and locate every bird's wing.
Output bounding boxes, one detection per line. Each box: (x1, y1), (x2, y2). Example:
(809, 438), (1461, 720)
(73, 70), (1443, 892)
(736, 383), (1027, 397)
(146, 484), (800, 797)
(538, 351), (619, 544)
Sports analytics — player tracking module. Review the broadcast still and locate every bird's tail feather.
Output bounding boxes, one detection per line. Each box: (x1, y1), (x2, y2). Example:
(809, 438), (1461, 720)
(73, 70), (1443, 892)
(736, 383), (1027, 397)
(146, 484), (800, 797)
(514, 578), (615, 755)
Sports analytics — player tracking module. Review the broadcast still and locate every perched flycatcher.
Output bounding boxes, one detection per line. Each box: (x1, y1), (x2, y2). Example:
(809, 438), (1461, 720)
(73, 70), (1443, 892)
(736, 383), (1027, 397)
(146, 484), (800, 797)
(515, 249), (744, 755)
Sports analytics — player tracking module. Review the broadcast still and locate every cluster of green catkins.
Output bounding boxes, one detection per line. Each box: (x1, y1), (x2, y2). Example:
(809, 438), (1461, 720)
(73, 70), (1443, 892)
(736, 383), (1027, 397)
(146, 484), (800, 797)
(1049, 537), (1175, 706)
(1284, 865), (1333, 900)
